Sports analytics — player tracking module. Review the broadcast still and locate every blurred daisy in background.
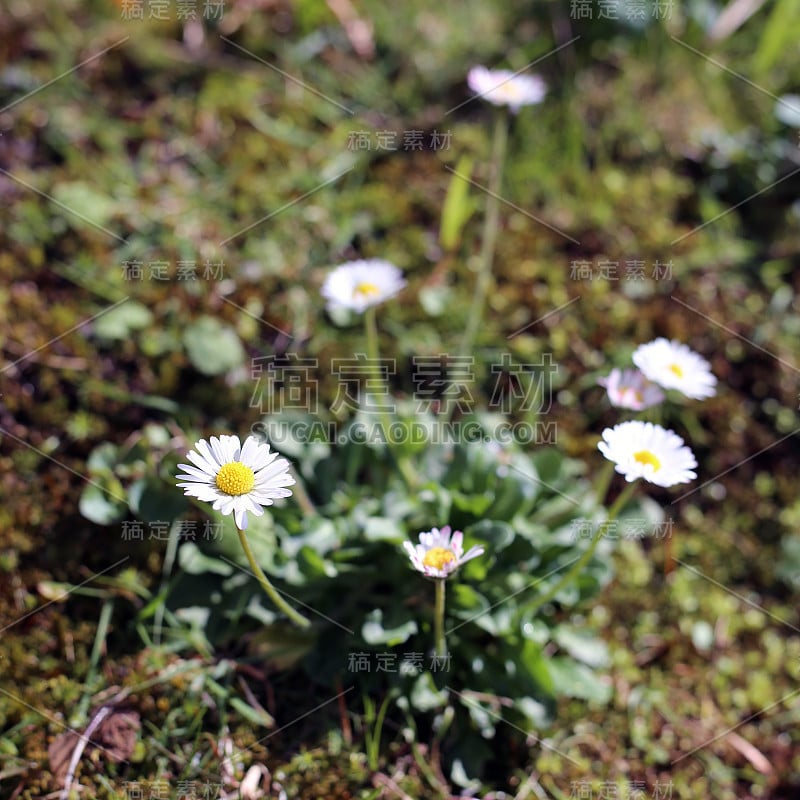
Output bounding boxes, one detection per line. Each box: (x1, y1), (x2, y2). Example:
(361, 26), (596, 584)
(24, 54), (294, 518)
(404, 526), (484, 579)
(467, 65), (546, 112)
(598, 367), (664, 410)
(598, 420), (697, 487)
(322, 259), (406, 314)
(176, 434), (294, 530)
(633, 338), (717, 400)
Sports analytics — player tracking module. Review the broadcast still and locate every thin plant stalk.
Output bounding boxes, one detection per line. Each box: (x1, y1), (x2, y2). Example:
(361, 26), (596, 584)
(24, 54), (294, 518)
(529, 479), (639, 615)
(593, 460), (616, 508)
(236, 526), (310, 628)
(434, 578), (447, 658)
(364, 305), (417, 488)
(458, 108), (509, 362)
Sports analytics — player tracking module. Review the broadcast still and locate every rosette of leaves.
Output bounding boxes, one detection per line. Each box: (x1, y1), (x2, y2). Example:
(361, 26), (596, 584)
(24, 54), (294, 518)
(156, 407), (661, 784)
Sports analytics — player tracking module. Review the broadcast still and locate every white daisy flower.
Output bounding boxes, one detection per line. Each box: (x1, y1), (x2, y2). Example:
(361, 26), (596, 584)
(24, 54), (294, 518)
(176, 434), (295, 530)
(632, 338), (717, 400)
(467, 65), (546, 112)
(598, 367), (664, 410)
(403, 526), (484, 579)
(321, 259), (406, 314)
(597, 421), (697, 487)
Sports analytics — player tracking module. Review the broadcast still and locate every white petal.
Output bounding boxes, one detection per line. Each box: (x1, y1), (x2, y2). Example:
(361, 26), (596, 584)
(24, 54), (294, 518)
(239, 435), (262, 467)
(208, 436), (227, 465)
(196, 439), (221, 469)
(176, 464), (213, 481)
(235, 508), (248, 530)
(185, 447), (218, 475)
(254, 457), (293, 483)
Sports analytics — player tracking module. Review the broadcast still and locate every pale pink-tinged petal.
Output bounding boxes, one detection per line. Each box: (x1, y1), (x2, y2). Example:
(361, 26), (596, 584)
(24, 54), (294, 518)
(419, 532), (436, 549)
(235, 507), (248, 530)
(460, 545), (485, 565)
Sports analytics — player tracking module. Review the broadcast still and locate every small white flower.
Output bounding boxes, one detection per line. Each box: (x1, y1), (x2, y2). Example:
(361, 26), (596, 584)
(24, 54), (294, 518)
(321, 259), (406, 313)
(467, 65), (546, 112)
(598, 368), (664, 410)
(597, 420), (697, 487)
(403, 525), (484, 579)
(632, 338), (717, 400)
(176, 434), (294, 530)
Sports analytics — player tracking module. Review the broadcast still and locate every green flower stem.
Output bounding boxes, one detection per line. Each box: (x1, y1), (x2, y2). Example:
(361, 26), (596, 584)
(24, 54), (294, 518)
(364, 305), (417, 488)
(529, 479), (639, 616)
(236, 526), (310, 628)
(434, 578), (447, 658)
(458, 108), (509, 363)
(593, 460), (616, 507)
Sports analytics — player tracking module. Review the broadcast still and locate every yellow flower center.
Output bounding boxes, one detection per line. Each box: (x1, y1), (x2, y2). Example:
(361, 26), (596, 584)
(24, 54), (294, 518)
(422, 547), (456, 571)
(633, 450), (661, 471)
(353, 281), (380, 298)
(668, 363), (684, 378)
(215, 462), (255, 496)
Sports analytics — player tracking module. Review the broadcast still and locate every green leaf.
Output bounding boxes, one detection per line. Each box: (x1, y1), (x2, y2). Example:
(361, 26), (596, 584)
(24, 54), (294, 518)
(178, 543), (234, 576)
(450, 583), (490, 615)
(297, 545), (337, 578)
(52, 181), (117, 228)
(547, 657), (611, 703)
(451, 490), (494, 517)
(363, 516), (404, 542)
(93, 301), (154, 341)
(439, 155), (476, 251)
(183, 316), (246, 375)
(361, 609), (417, 645)
(465, 519), (515, 552)
(554, 626), (610, 668)
(419, 284), (454, 317)
(78, 482), (127, 525)
(518, 639), (555, 698)
(87, 442), (120, 473)
(410, 672), (448, 712)
(530, 447), (562, 485)
(752, 0), (800, 78)
(229, 697), (275, 728)
(485, 475), (536, 522)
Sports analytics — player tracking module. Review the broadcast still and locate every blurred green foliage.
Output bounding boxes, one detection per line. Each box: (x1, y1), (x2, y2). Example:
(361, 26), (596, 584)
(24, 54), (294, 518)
(2, 0), (800, 796)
